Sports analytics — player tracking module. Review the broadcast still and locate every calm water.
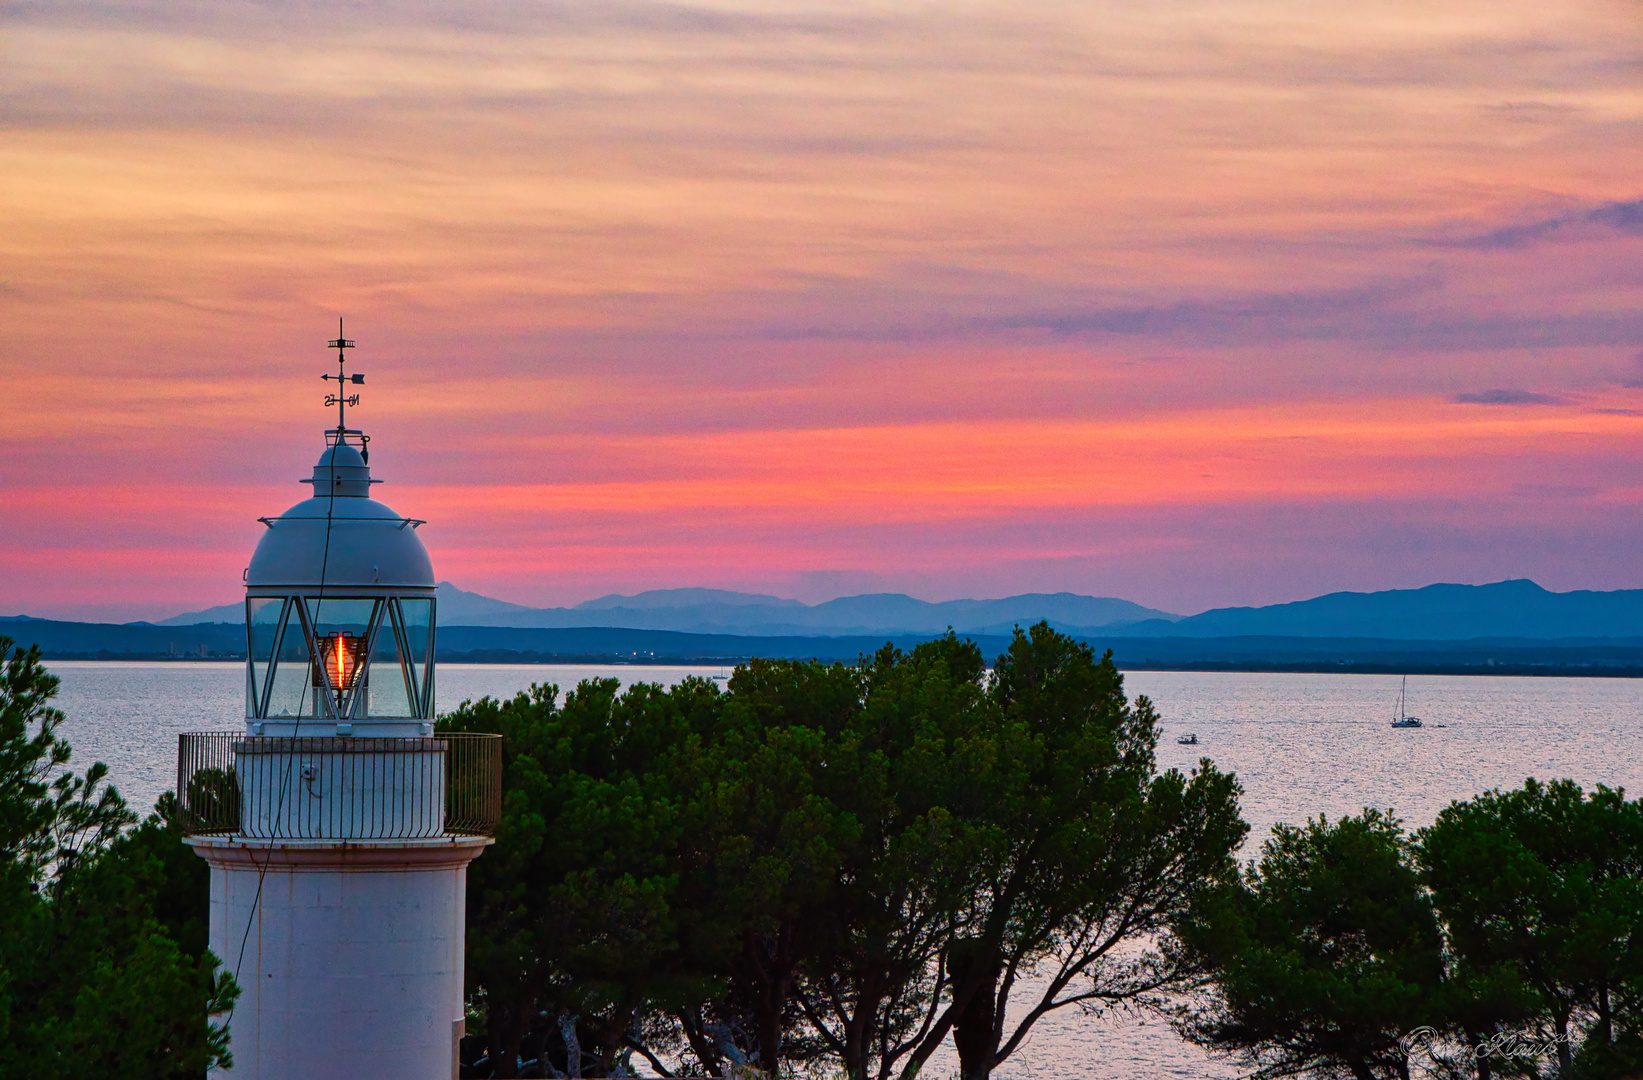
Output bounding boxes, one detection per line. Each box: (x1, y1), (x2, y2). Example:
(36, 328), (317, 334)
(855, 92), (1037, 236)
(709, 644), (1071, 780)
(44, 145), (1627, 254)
(43, 662), (1643, 1079)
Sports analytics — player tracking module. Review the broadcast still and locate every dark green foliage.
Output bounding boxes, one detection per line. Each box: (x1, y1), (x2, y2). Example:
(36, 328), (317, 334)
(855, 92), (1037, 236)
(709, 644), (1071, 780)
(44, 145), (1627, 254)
(779, 636), (1002, 1080)
(441, 678), (718, 1077)
(1183, 781), (1643, 1080)
(447, 623), (1247, 1080)
(1177, 810), (1445, 1080)
(1419, 779), (1643, 1079)
(925, 626), (1247, 1080)
(787, 629), (1247, 1080)
(674, 657), (865, 1075)
(0, 637), (236, 1079)
(449, 629), (1643, 1080)
(181, 768), (239, 836)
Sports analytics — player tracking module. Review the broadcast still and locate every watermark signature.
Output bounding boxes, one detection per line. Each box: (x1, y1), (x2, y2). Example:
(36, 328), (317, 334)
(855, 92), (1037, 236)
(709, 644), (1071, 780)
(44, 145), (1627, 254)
(1400, 1025), (1568, 1069)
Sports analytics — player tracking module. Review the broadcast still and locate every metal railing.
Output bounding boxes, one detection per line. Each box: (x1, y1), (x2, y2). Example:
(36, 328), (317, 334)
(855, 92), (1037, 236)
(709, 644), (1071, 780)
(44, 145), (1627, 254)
(177, 732), (501, 839)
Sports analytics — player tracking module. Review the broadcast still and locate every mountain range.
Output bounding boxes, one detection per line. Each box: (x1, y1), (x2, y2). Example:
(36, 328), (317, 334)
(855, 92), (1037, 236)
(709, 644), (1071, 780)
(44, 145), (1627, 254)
(1128, 579), (1643, 640)
(160, 586), (1178, 636)
(148, 578), (1643, 641)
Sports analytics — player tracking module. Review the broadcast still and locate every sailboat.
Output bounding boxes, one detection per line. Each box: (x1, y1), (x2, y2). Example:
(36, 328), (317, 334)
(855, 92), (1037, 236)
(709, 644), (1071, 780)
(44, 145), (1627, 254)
(1390, 675), (1423, 728)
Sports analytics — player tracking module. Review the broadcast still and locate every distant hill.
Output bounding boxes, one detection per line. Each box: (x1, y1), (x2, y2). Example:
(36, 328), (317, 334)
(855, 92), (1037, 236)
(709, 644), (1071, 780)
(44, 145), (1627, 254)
(577, 588), (803, 611)
(162, 584), (1180, 636)
(1, 618), (246, 658)
(156, 582), (543, 627)
(1120, 579), (1643, 640)
(14, 615), (1643, 676)
(155, 601), (240, 625)
(795, 593), (1176, 636)
(150, 578), (1643, 641)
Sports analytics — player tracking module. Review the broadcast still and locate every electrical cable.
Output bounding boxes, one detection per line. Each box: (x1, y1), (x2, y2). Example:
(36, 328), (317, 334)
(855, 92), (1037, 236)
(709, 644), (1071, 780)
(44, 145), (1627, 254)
(225, 337), (352, 1026)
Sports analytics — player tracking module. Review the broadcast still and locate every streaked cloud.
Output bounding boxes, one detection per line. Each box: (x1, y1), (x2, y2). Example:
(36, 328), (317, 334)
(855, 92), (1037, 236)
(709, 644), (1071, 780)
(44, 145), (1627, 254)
(2, 0), (1643, 619)
(1453, 388), (1564, 405)
(1435, 198), (1643, 250)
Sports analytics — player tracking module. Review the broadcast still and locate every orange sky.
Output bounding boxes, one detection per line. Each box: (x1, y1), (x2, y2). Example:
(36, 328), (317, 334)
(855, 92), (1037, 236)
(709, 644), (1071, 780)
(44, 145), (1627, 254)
(3, 0), (1643, 620)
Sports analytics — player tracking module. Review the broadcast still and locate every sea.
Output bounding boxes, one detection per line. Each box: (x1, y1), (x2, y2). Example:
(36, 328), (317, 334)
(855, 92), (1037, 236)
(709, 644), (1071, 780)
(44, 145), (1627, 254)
(43, 662), (1643, 1079)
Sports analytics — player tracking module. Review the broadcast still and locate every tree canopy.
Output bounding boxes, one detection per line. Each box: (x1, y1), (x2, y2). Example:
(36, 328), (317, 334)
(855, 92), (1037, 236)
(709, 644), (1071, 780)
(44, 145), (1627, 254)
(0, 636), (236, 1079)
(442, 623), (1246, 1079)
(1421, 778), (1643, 1079)
(1180, 781), (1643, 1080)
(1176, 809), (1446, 1080)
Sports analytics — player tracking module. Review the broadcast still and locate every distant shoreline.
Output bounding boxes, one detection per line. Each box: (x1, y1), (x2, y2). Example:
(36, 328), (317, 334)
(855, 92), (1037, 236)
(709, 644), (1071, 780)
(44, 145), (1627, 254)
(36, 652), (1643, 678)
(1116, 660), (1643, 678)
(20, 614), (1643, 677)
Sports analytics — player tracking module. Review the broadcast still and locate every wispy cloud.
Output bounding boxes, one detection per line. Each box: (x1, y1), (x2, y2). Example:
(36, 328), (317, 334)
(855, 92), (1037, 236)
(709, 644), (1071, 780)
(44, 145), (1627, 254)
(1435, 198), (1643, 251)
(4, 0), (1643, 614)
(1618, 349), (1643, 389)
(750, 272), (1643, 354)
(1452, 389), (1564, 406)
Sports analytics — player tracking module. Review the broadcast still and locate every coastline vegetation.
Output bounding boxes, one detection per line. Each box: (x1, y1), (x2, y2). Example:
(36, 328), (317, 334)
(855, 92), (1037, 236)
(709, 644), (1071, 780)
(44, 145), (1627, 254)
(0, 638), (235, 1079)
(1180, 784), (1643, 1079)
(436, 625), (1248, 1079)
(441, 623), (1643, 1080)
(1, 626), (1640, 1079)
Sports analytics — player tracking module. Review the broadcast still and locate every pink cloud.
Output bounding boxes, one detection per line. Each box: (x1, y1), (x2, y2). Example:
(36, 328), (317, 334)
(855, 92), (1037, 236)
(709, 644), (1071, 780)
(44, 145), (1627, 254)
(3, 0), (1643, 618)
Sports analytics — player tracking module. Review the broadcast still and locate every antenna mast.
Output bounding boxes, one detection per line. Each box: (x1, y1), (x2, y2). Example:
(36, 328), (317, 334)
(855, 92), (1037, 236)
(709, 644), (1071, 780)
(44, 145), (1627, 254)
(322, 317), (363, 432)
(321, 318), (369, 462)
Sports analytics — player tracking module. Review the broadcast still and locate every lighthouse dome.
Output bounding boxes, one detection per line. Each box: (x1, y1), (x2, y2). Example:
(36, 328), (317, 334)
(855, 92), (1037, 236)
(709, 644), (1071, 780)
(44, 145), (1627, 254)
(240, 332), (440, 733)
(246, 442), (434, 594)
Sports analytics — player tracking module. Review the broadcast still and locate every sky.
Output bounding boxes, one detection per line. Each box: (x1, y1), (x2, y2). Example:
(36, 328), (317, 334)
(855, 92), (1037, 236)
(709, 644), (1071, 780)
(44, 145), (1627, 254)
(3, 0), (1643, 622)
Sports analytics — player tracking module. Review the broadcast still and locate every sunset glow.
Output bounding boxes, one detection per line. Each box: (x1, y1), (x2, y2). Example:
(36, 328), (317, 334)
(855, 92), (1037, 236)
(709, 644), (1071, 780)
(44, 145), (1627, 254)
(4, 0), (1642, 620)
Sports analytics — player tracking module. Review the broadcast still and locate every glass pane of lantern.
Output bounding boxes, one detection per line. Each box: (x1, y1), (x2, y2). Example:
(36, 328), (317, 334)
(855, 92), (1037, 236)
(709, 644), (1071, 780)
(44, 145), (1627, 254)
(305, 598), (378, 716)
(266, 615), (317, 718)
(246, 597), (286, 718)
(365, 601), (414, 718)
(398, 597), (434, 717)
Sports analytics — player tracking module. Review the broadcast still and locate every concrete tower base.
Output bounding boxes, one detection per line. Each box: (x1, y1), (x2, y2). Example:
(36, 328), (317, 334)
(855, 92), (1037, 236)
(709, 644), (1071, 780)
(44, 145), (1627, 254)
(188, 836), (491, 1080)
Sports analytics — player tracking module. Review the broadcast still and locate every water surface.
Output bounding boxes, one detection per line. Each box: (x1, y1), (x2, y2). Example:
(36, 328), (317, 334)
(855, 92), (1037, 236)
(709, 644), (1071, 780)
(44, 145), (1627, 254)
(44, 662), (1643, 1079)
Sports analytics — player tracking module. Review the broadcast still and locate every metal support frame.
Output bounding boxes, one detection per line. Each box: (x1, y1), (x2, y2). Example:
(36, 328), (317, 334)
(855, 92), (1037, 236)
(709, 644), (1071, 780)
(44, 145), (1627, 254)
(246, 595), (434, 721)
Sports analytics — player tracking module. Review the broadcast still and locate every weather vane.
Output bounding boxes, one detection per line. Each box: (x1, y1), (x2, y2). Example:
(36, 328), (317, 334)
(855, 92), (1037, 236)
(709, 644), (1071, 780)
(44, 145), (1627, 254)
(322, 317), (364, 432)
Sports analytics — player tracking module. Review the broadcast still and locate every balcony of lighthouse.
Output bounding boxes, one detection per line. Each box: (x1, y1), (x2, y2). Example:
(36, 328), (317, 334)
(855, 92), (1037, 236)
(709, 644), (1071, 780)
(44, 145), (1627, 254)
(174, 732), (501, 840)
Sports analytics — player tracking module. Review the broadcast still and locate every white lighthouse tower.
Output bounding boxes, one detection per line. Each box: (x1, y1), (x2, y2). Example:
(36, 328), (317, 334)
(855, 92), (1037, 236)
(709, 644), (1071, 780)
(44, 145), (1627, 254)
(180, 327), (498, 1080)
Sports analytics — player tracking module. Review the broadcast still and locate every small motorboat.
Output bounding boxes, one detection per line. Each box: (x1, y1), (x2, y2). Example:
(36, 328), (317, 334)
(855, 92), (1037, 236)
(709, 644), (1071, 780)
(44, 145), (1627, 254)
(1177, 733), (1198, 745)
(1390, 675), (1422, 728)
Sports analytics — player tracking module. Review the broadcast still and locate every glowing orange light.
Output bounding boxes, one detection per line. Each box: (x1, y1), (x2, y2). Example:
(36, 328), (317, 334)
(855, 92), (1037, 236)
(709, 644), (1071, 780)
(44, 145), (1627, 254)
(318, 632), (362, 692)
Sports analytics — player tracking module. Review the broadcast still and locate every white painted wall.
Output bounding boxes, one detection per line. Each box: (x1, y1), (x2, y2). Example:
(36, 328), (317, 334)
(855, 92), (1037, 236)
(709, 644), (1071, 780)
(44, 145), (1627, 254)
(191, 838), (488, 1080)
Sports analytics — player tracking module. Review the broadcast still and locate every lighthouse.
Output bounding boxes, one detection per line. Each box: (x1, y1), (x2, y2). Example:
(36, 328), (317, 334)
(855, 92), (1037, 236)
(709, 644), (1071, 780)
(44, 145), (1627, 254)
(179, 328), (499, 1079)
